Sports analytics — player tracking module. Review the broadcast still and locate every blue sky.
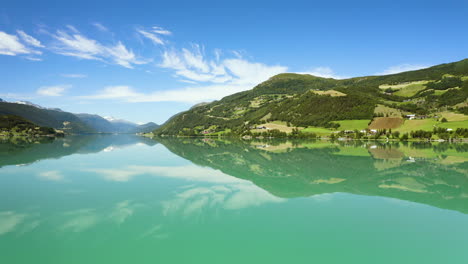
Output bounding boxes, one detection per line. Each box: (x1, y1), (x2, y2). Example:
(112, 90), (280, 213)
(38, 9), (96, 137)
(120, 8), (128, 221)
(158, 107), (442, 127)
(1, 0), (467, 124)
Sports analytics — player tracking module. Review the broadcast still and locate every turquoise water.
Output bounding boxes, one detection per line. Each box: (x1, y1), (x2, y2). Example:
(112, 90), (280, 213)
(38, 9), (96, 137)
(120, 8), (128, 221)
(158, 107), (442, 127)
(1, 135), (468, 263)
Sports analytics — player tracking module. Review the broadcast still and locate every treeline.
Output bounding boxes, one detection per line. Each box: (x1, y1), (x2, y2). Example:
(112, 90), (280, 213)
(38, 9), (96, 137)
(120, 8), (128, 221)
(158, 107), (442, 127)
(269, 93), (375, 127)
(331, 128), (468, 141)
(425, 76), (463, 90)
(0, 115), (59, 136)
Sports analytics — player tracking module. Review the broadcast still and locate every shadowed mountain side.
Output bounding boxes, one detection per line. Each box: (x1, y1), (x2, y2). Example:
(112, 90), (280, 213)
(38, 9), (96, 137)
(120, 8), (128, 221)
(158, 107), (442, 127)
(0, 135), (157, 168)
(156, 138), (468, 214)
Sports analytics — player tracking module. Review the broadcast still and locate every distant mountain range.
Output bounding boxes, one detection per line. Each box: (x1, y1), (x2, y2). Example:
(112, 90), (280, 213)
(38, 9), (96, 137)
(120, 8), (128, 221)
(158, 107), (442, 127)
(0, 100), (159, 134)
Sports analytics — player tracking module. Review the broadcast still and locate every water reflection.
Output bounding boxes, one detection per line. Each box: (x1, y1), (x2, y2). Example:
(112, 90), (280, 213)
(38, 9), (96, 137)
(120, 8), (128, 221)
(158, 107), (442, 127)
(156, 138), (468, 214)
(0, 134), (157, 168)
(1, 136), (468, 263)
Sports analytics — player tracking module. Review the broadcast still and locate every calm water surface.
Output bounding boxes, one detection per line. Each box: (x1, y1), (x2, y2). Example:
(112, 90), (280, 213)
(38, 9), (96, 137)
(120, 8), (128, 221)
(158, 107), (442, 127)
(1, 135), (468, 263)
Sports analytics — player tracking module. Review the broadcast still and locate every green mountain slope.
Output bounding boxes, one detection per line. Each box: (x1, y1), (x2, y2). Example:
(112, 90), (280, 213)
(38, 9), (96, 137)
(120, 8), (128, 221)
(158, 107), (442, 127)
(0, 115), (59, 137)
(155, 59), (468, 136)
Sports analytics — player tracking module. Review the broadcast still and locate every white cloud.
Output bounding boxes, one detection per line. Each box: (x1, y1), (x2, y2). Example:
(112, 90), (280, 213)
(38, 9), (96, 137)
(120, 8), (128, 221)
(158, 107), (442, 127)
(158, 45), (286, 87)
(138, 29), (165, 45)
(53, 29), (147, 68)
(80, 85), (141, 100)
(137, 26), (171, 45)
(37, 84), (70, 96)
(62, 73), (87, 78)
(37, 170), (64, 181)
(162, 184), (283, 218)
(87, 165), (246, 183)
(60, 209), (98, 233)
(66, 25), (79, 33)
(0, 92), (34, 100)
(106, 41), (147, 68)
(376, 64), (429, 75)
(299, 66), (347, 79)
(92, 22), (108, 32)
(16, 30), (44, 48)
(152, 26), (171, 36)
(0, 211), (26, 236)
(53, 30), (101, 60)
(80, 44), (287, 103)
(108, 200), (136, 225)
(25, 57), (42, 61)
(0, 31), (36, 56)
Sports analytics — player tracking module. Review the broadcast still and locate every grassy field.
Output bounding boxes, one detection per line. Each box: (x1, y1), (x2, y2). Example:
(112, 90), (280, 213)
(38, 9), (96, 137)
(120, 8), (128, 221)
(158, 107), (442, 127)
(393, 83), (427, 97)
(301, 126), (334, 135)
(433, 89), (449, 95)
(311, 90), (346, 97)
(379, 80), (429, 90)
(438, 121), (468, 129)
(374, 104), (406, 117)
(439, 111), (468, 121)
(333, 120), (370, 130)
(247, 112), (467, 136)
(394, 119), (438, 133)
(210, 129), (232, 135)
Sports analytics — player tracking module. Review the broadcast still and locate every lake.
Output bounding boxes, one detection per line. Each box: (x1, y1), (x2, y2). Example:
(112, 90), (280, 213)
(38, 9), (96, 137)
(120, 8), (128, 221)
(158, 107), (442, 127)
(1, 135), (468, 263)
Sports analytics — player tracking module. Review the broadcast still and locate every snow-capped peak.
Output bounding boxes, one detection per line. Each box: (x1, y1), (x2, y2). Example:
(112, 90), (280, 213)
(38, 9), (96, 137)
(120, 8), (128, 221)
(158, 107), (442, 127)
(104, 116), (136, 125)
(15, 101), (45, 109)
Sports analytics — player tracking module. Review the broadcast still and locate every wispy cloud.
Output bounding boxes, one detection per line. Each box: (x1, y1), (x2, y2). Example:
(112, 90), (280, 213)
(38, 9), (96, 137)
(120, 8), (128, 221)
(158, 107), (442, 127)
(0, 31), (41, 56)
(137, 26), (172, 46)
(81, 44), (286, 103)
(376, 64), (429, 75)
(37, 84), (70, 96)
(52, 28), (148, 68)
(61, 73), (87, 78)
(162, 184), (283, 218)
(60, 209), (98, 233)
(87, 165), (246, 183)
(0, 92), (34, 100)
(92, 22), (108, 32)
(299, 66), (347, 79)
(16, 30), (44, 48)
(37, 170), (65, 181)
(80, 85), (141, 100)
(0, 211), (26, 236)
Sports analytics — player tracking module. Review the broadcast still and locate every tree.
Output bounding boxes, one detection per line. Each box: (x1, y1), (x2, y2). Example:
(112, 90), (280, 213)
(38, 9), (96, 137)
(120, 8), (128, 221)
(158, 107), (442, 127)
(400, 133), (409, 141)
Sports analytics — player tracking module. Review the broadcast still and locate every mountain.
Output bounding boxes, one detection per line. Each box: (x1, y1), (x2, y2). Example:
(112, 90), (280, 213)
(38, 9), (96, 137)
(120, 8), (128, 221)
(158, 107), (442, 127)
(0, 101), (94, 133)
(129, 122), (160, 133)
(0, 100), (159, 134)
(0, 114), (61, 137)
(76, 114), (160, 133)
(155, 59), (468, 136)
(75, 114), (116, 133)
(104, 117), (139, 133)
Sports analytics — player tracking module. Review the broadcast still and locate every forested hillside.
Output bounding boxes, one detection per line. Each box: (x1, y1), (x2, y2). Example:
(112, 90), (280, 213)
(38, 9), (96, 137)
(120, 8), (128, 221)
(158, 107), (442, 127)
(155, 59), (468, 137)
